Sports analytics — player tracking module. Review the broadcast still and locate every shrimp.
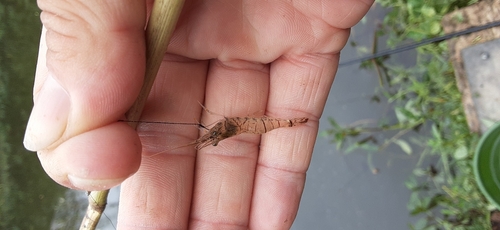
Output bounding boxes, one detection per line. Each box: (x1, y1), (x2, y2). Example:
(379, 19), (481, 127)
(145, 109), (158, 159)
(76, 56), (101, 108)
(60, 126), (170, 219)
(122, 105), (309, 152)
(191, 116), (309, 150)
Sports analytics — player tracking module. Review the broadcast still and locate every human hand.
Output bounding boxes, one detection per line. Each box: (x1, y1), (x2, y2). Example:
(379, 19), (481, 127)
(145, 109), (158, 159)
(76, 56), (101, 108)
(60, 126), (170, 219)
(24, 0), (373, 229)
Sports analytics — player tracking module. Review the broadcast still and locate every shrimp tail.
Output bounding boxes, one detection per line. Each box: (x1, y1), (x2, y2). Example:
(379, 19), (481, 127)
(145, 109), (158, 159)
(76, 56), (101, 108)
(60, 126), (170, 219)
(230, 116), (308, 135)
(290, 117), (308, 126)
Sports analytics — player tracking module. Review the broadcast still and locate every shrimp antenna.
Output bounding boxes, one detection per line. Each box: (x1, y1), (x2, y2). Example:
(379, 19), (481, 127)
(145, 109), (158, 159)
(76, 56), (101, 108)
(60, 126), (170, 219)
(191, 117), (209, 130)
(197, 101), (226, 118)
(146, 141), (199, 158)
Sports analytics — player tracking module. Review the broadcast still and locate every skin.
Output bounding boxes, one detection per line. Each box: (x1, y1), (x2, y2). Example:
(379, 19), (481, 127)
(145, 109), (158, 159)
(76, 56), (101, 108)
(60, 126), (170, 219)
(25, 0), (373, 229)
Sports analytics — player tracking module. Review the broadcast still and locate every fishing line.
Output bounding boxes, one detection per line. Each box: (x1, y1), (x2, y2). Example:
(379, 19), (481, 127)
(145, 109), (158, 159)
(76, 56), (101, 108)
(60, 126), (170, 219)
(119, 120), (208, 130)
(339, 20), (500, 67)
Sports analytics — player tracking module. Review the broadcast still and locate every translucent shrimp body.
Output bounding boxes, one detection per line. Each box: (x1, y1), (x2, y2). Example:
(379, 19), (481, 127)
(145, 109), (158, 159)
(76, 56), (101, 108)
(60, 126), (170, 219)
(193, 116), (309, 150)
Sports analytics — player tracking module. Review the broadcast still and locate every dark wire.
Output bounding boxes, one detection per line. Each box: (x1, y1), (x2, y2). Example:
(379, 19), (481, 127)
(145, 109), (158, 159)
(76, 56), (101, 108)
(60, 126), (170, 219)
(339, 20), (500, 67)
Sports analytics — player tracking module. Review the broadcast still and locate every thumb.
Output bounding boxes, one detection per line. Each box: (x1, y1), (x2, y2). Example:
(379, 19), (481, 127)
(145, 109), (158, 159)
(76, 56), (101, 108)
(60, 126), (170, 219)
(24, 0), (146, 190)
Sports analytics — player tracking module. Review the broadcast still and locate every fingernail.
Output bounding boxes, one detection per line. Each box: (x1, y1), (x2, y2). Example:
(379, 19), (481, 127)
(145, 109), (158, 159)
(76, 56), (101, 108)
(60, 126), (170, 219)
(24, 74), (70, 151)
(68, 174), (124, 190)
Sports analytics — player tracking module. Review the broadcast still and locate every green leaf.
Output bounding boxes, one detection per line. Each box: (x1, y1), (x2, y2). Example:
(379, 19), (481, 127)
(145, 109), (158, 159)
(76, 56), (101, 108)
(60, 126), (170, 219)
(429, 21), (441, 35)
(345, 143), (359, 153)
(420, 6), (436, 17)
(395, 107), (409, 123)
(405, 176), (418, 190)
(319, 130), (329, 138)
(405, 99), (422, 118)
(394, 139), (412, 155)
(431, 124), (441, 140)
(407, 192), (421, 211)
(327, 117), (340, 128)
(413, 168), (427, 177)
(453, 145), (468, 160)
(412, 218), (428, 230)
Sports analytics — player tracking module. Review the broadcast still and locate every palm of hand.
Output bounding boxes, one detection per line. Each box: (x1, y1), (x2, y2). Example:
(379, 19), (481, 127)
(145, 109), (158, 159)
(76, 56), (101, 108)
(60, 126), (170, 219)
(30, 0), (373, 228)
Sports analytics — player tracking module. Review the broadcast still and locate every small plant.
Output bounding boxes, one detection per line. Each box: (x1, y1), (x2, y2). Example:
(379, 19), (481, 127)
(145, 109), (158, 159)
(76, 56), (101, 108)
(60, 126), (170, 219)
(323, 0), (491, 229)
